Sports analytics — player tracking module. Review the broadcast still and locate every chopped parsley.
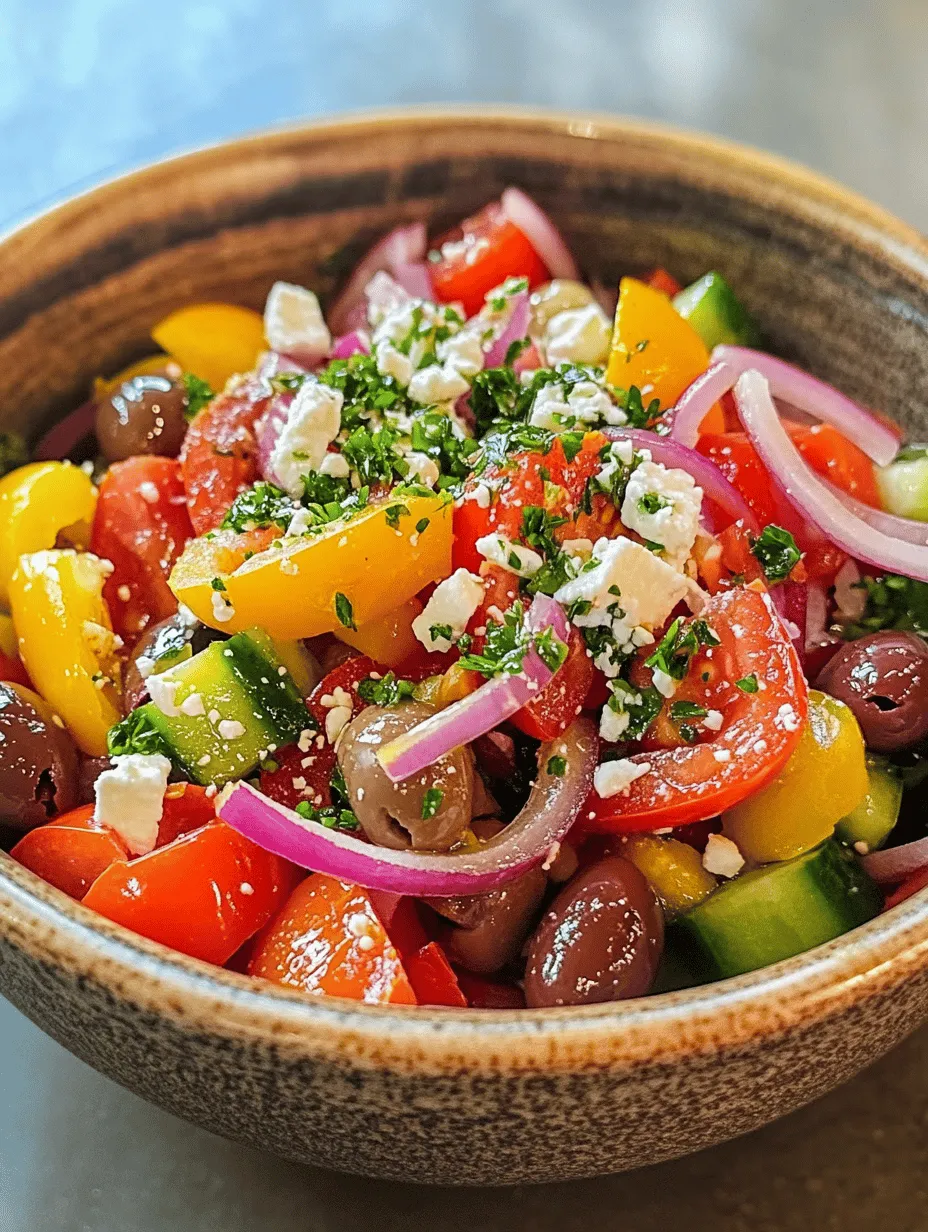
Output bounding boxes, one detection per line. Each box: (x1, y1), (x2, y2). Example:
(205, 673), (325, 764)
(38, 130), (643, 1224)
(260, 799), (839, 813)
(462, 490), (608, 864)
(107, 709), (172, 760)
(638, 491), (672, 515)
(750, 524), (801, 584)
(621, 384), (663, 429)
(646, 617), (720, 682)
(841, 573), (928, 640)
(357, 672), (416, 706)
(736, 674), (759, 693)
(269, 372), (306, 394)
(334, 592), (356, 630)
(670, 700), (708, 720)
(409, 412), (479, 485)
(182, 372), (215, 420)
(294, 800), (360, 832)
(220, 482), (296, 533)
(421, 787), (444, 820)
(605, 679), (663, 740)
(0, 432), (28, 478)
(546, 755), (567, 777)
(210, 577), (227, 592)
(458, 601), (566, 678)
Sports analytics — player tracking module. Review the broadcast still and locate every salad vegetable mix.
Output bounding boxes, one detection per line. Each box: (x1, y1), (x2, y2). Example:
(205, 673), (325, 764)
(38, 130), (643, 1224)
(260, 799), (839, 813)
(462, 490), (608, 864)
(4, 191), (928, 1009)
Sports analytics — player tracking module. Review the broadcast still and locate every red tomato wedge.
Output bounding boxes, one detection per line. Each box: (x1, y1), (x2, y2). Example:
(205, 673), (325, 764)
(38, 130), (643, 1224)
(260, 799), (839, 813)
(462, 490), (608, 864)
(11, 805), (128, 900)
(179, 372), (273, 534)
(90, 456), (193, 643)
(248, 873), (417, 1005)
(0, 649), (30, 688)
(430, 202), (549, 317)
(584, 586), (808, 832)
(403, 942), (467, 1008)
(83, 819), (297, 966)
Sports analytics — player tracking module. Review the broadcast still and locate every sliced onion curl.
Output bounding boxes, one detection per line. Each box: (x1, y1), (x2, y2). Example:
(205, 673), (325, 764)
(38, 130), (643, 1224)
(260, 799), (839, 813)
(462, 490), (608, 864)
(666, 361), (738, 449)
(255, 395), (292, 487)
(862, 835), (928, 887)
(331, 330), (371, 359)
(733, 370), (928, 582)
(483, 289), (530, 368)
(328, 222), (431, 335)
(500, 188), (580, 281)
(218, 716), (598, 896)
(833, 558), (865, 623)
(831, 485), (928, 547)
(377, 594), (569, 784)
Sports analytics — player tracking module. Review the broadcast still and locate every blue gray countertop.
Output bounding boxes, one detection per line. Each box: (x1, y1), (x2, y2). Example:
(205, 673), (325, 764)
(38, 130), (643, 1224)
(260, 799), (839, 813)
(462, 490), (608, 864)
(3, 1), (928, 1227)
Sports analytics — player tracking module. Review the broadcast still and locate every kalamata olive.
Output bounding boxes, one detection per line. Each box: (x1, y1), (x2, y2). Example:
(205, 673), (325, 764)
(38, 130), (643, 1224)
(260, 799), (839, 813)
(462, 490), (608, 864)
(96, 363), (188, 462)
(122, 610), (226, 712)
(336, 703), (473, 851)
(523, 856), (664, 1008)
(0, 682), (79, 832)
(816, 631), (928, 752)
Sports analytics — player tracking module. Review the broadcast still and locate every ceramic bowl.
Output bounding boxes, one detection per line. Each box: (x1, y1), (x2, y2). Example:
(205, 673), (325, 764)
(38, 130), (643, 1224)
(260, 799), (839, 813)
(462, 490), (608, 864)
(2, 111), (928, 1187)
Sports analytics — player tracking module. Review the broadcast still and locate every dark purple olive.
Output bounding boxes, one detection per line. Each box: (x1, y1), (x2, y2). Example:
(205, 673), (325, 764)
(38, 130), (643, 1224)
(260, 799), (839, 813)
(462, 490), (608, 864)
(523, 856), (664, 1008)
(0, 682), (79, 832)
(337, 704), (474, 851)
(816, 631), (928, 752)
(122, 611), (226, 713)
(95, 363), (188, 463)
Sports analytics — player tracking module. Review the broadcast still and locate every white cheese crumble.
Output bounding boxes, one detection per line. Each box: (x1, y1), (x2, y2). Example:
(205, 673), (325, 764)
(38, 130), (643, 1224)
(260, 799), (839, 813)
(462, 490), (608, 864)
(319, 452), (350, 479)
(270, 379), (343, 498)
(651, 668), (677, 699)
(600, 701), (633, 742)
(263, 281), (331, 363)
(528, 379), (624, 432)
(146, 673), (181, 716)
(320, 686), (353, 710)
(211, 591), (235, 623)
(325, 706), (352, 745)
(94, 753), (171, 856)
(436, 328), (484, 379)
(703, 709), (724, 732)
(702, 833), (745, 878)
(543, 303), (611, 366)
(412, 568), (485, 652)
(621, 458), (703, 570)
(775, 703), (801, 732)
(138, 481), (159, 505)
(404, 451), (440, 488)
(217, 719), (246, 741)
(407, 363), (470, 406)
(374, 338), (413, 387)
(593, 758), (651, 799)
(475, 534), (543, 578)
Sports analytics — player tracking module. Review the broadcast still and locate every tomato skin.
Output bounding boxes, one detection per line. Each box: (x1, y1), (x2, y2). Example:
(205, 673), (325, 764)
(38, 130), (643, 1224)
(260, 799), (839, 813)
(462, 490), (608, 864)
(83, 819), (297, 966)
(644, 268), (683, 296)
(404, 942), (467, 1007)
(584, 586), (808, 832)
(180, 373), (272, 534)
(0, 649), (30, 687)
(156, 783), (218, 846)
(248, 873), (417, 1004)
(11, 805), (128, 900)
(511, 625), (594, 741)
(430, 203), (549, 317)
(454, 969), (525, 1009)
(90, 456), (193, 643)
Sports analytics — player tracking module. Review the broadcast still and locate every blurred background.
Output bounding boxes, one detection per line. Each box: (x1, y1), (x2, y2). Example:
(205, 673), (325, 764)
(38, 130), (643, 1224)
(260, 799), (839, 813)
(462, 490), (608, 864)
(3, 1), (928, 1229)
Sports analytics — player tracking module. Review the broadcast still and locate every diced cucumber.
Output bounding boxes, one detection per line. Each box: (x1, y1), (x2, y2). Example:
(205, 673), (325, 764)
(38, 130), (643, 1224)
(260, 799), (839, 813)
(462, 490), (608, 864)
(673, 272), (762, 350)
(667, 840), (882, 981)
(877, 453), (928, 522)
(109, 630), (310, 786)
(836, 757), (902, 852)
(242, 627), (319, 699)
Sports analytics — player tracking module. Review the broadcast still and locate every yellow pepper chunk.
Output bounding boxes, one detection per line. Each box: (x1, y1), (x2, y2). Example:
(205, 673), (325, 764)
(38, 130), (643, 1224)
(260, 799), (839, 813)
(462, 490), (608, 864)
(0, 462), (98, 608)
(151, 303), (265, 391)
(606, 277), (711, 408)
(0, 613), (17, 659)
(622, 834), (717, 918)
(336, 597), (423, 668)
(170, 492), (452, 642)
(722, 690), (868, 864)
(10, 549), (122, 755)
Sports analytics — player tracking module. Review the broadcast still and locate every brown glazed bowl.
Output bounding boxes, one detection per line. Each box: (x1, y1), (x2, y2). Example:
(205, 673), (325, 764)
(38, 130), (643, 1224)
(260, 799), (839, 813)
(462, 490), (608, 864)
(2, 111), (928, 1187)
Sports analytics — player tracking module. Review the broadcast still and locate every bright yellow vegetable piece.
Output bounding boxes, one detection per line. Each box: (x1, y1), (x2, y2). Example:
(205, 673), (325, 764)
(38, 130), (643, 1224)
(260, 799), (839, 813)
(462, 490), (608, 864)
(723, 690), (868, 864)
(93, 353), (175, 398)
(437, 661), (481, 707)
(0, 462), (98, 608)
(10, 549), (122, 755)
(0, 614), (17, 659)
(622, 834), (717, 918)
(606, 277), (711, 408)
(336, 597), (423, 668)
(151, 303), (265, 391)
(170, 492), (452, 641)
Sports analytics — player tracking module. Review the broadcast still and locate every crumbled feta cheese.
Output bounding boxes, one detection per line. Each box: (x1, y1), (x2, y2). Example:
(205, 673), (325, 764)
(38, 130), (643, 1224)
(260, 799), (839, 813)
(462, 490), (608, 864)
(264, 281), (331, 362)
(651, 668), (677, 699)
(593, 758), (651, 799)
(134, 654), (156, 681)
(117, 584), (132, 602)
(528, 379), (623, 432)
(437, 328), (484, 379)
(270, 379), (343, 498)
(543, 303), (612, 366)
(325, 705), (352, 744)
(138, 481), (159, 505)
(239, 881), (254, 896)
(621, 459), (703, 570)
(211, 591), (235, 623)
(600, 704), (631, 742)
(147, 673), (181, 716)
(218, 719), (246, 741)
(180, 691), (205, 717)
(404, 451), (440, 488)
(286, 507), (313, 537)
(555, 536), (689, 636)
(560, 537), (594, 563)
(775, 703), (801, 732)
(319, 452), (350, 479)
(594, 439), (635, 492)
(702, 833), (745, 878)
(713, 749), (732, 762)
(407, 363), (470, 406)
(320, 686), (353, 710)
(703, 709), (724, 732)
(297, 728), (315, 753)
(475, 534), (543, 578)
(374, 338), (414, 387)
(94, 754), (171, 856)
(412, 568), (485, 652)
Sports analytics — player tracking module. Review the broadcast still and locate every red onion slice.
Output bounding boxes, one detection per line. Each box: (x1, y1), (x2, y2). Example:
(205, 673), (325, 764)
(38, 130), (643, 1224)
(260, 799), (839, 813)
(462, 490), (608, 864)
(255, 394), (293, 486)
(831, 484), (928, 547)
(390, 261), (434, 301)
(328, 222), (428, 335)
(34, 398), (97, 461)
(715, 346), (900, 467)
(331, 331), (371, 359)
(500, 188), (580, 281)
(733, 370), (928, 582)
(862, 835), (928, 886)
(377, 595), (569, 783)
(483, 289), (530, 368)
(667, 361), (737, 448)
(218, 717), (598, 896)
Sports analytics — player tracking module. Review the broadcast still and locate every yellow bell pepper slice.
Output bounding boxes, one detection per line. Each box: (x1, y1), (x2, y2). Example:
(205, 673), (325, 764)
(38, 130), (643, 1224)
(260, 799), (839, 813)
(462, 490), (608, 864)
(0, 613), (17, 659)
(93, 353), (175, 399)
(622, 833), (717, 918)
(0, 462), (98, 608)
(10, 549), (122, 755)
(606, 277), (711, 409)
(336, 596), (423, 667)
(722, 690), (868, 864)
(170, 492), (452, 642)
(151, 303), (265, 391)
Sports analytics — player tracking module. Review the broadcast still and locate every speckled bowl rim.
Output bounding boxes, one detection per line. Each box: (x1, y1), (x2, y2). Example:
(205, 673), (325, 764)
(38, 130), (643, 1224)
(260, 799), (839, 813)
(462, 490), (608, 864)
(3, 108), (928, 1077)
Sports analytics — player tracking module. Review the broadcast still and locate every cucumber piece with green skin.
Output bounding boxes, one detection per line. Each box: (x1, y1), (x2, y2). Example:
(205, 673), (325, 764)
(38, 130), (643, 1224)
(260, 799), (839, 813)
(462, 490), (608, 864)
(109, 631), (310, 786)
(877, 453), (928, 522)
(673, 272), (762, 350)
(836, 757), (902, 852)
(668, 840), (882, 981)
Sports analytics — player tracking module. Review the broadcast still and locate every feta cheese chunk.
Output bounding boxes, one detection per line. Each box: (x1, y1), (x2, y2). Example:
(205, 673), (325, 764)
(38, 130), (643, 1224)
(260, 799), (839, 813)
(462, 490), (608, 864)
(543, 303), (611, 366)
(621, 458), (703, 570)
(528, 379), (624, 432)
(437, 328), (484, 379)
(408, 363), (471, 406)
(476, 534), (544, 578)
(319, 452), (350, 479)
(555, 536), (690, 633)
(404, 451), (440, 488)
(593, 757), (651, 799)
(94, 753), (171, 856)
(412, 568), (485, 652)
(270, 380), (343, 498)
(374, 338), (414, 387)
(263, 281), (331, 363)
(702, 833), (745, 879)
